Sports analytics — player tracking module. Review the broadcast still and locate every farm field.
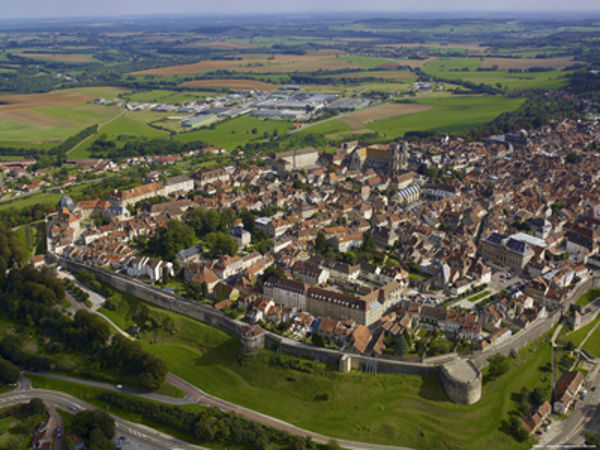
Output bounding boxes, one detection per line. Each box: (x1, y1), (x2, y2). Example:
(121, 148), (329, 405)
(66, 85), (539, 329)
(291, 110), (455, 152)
(173, 115), (292, 149)
(480, 56), (575, 70)
(121, 89), (214, 103)
(422, 57), (571, 90)
(340, 103), (433, 130)
(131, 51), (430, 76)
(180, 79), (282, 91)
(15, 52), (96, 63)
(0, 87), (123, 149)
(70, 112), (169, 158)
(331, 70), (416, 80)
(98, 288), (551, 450)
(366, 96), (526, 137)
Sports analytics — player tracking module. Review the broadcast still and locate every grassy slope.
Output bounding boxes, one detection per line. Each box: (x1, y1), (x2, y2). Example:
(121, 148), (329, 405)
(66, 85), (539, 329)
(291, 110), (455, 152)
(0, 192), (61, 212)
(366, 96), (525, 137)
(101, 289), (549, 449)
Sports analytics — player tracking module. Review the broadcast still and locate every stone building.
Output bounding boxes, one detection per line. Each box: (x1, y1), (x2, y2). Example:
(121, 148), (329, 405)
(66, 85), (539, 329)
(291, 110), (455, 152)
(273, 147), (320, 173)
(263, 277), (308, 309)
(478, 232), (535, 272)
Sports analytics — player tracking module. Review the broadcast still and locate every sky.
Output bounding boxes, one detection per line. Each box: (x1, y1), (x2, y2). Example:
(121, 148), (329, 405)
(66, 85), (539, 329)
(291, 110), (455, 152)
(2, 0), (600, 19)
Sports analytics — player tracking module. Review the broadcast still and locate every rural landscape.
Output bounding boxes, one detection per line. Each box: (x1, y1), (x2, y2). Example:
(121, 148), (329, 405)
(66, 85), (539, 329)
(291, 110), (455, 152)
(0, 9), (600, 450)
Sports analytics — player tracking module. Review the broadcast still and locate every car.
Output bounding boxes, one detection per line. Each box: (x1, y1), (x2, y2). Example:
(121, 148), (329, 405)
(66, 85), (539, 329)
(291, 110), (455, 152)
(57, 432), (62, 439)
(116, 384), (123, 390)
(592, 386), (596, 392)
(535, 430), (543, 435)
(69, 405), (78, 411)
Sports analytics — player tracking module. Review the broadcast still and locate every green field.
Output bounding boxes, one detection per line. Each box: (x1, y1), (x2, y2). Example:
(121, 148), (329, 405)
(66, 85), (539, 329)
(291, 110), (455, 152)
(0, 120), (84, 149)
(70, 112), (169, 158)
(331, 56), (399, 69)
(97, 287), (555, 449)
(576, 288), (600, 306)
(122, 89), (215, 104)
(583, 325), (600, 357)
(422, 57), (570, 90)
(0, 192), (61, 212)
(173, 115), (293, 150)
(295, 119), (352, 138)
(366, 96), (525, 137)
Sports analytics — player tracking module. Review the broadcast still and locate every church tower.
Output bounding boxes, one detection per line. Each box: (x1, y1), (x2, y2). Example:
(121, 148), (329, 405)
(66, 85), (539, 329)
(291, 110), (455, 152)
(390, 141), (409, 175)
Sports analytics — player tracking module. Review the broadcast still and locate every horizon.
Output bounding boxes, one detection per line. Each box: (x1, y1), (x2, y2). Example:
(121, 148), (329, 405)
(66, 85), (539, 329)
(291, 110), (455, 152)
(3, 1), (600, 21)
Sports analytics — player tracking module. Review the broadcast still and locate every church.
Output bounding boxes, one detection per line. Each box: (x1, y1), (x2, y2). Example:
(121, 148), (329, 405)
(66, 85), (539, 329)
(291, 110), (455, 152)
(340, 141), (410, 175)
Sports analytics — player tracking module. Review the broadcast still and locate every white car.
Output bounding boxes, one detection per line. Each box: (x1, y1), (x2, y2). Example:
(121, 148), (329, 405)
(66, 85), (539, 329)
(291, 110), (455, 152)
(116, 384), (123, 390)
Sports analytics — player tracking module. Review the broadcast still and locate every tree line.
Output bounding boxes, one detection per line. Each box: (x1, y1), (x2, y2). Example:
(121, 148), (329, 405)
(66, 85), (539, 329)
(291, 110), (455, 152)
(0, 265), (167, 390)
(99, 391), (341, 450)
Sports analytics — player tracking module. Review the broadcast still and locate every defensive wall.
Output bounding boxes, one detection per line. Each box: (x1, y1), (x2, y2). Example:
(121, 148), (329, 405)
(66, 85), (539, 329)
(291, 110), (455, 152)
(54, 255), (481, 404)
(472, 276), (600, 369)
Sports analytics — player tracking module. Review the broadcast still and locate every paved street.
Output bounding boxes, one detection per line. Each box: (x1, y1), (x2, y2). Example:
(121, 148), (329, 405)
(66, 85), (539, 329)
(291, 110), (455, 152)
(539, 362), (600, 447)
(165, 373), (411, 450)
(0, 381), (204, 450)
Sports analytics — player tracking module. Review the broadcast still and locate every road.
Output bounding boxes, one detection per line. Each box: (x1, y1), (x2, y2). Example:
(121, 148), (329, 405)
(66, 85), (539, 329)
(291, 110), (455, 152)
(30, 371), (409, 450)
(166, 373), (410, 450)
(0, 381), (204, 450)
(26, 371), (193, 406)
(55, 267), (411, 449)
(540, 362), (600, 447)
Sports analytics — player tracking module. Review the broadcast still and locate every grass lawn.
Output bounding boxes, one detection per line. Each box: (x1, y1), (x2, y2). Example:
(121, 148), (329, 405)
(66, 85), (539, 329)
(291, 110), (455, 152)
(366, 95), (525, 138)
(576, 288), (600, 306)
(561, 316), (600, 348)
(582, 326), (600, 358)
(100, 286), (553, 449)
(467, 291), (491, 303)
(173, 115), (293, 150)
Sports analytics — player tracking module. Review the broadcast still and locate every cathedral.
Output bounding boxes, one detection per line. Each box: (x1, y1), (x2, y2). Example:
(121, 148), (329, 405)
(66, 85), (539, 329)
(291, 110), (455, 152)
(340, 141), (410, 175)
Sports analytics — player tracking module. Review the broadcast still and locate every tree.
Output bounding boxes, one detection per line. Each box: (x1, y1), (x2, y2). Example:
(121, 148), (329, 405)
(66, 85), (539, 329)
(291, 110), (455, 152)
(585, 432), (600, 448)
(529, 387), (547, 406)
(72, 410), (115, 447)
(508, 416), (529, 442)
(361, 231), (376, 252)
(315, 232), (329, 254)
(311, 333), (325, 347)
(0, 356), (20, 384)
(204, 232), (238, 258)
(485, 354), (509, 382)
(147, 220), (195, 261)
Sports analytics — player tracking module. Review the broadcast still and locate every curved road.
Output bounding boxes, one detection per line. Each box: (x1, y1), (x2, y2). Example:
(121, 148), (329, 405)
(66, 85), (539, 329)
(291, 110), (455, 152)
(29, 371), (409, 450)
(1, 381), (204, 450)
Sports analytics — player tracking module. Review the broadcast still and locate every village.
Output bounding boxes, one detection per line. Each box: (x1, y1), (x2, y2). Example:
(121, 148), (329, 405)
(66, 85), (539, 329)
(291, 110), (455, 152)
(30, 114), (598, 380)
